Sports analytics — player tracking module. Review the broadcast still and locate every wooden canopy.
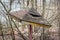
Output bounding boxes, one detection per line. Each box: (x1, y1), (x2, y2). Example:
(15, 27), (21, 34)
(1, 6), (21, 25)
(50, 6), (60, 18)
(10, 8), (51, 28)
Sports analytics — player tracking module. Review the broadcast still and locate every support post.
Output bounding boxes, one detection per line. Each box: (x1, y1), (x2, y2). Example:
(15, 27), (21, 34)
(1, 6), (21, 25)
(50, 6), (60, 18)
(29, 24), (32, 40)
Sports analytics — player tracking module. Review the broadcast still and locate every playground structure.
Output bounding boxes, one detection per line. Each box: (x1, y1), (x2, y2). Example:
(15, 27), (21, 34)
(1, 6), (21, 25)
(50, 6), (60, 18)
(9, 8), (51, 40)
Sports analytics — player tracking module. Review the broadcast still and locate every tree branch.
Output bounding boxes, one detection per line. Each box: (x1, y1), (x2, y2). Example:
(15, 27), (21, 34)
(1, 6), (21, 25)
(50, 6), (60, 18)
(11, 18), (27, 40)
(0, 1), (7, 12)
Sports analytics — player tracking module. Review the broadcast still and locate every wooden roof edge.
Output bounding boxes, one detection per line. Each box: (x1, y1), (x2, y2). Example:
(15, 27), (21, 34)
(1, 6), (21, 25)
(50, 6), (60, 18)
(8, 13), (51, 27)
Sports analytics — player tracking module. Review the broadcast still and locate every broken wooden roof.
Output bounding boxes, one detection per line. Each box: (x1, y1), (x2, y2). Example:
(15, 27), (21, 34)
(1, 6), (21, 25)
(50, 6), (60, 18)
(10, 8), (51, 27)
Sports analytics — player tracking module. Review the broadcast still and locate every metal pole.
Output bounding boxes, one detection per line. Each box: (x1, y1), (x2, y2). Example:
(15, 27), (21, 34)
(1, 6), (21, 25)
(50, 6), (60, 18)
(43, 27), (44, 40)
(29, 24), (32, 40)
